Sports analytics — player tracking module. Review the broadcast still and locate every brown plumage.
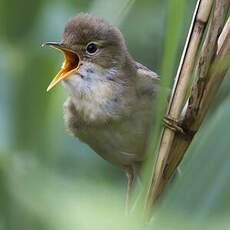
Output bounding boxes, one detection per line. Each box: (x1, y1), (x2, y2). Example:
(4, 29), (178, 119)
(45, 13), (159, 209)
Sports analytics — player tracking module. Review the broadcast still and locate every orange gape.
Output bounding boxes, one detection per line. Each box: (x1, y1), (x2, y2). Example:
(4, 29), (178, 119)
(47, 50), (80, 91)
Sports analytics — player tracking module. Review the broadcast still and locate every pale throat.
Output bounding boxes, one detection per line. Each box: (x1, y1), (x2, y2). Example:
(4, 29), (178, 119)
(62, 61), (123, 122)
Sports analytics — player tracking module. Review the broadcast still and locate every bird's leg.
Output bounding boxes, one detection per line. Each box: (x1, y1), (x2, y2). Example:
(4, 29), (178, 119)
(123, 165), (135, 214)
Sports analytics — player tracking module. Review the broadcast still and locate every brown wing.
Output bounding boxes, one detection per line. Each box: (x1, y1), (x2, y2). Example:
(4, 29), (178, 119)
(135, 62), (160, 96)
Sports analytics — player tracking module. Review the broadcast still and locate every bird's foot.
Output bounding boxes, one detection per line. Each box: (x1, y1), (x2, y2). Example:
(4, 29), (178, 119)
(163, 115), (185, 135)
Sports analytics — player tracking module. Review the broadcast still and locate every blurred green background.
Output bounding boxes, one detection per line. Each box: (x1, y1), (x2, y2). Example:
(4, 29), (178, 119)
(0, 0), (230, 229)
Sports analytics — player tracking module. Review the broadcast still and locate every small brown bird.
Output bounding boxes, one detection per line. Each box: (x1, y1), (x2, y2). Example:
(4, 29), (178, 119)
(44, 14), (159, 208)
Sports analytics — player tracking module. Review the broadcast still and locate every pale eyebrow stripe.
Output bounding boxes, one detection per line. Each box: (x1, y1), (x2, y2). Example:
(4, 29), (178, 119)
(72, 44), (85, 49)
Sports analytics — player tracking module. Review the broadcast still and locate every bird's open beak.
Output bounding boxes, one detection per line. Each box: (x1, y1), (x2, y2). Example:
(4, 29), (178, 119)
(43, 42), (80, 92)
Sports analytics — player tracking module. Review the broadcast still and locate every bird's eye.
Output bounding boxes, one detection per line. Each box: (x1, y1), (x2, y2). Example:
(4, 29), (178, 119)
(86, 43), (98, 54)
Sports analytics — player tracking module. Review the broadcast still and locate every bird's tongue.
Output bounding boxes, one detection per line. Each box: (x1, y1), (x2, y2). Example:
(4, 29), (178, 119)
(47, 51), (80, 91)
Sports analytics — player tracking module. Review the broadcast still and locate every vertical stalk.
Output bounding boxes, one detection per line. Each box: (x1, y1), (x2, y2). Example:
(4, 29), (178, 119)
(144, 0), (214, 217)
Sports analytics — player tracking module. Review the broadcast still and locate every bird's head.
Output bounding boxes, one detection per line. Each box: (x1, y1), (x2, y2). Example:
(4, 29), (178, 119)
(44, 14), (133, 93)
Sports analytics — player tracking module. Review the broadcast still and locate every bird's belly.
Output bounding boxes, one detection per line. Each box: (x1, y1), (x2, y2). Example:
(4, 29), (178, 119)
(78, 118), (150, 166)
